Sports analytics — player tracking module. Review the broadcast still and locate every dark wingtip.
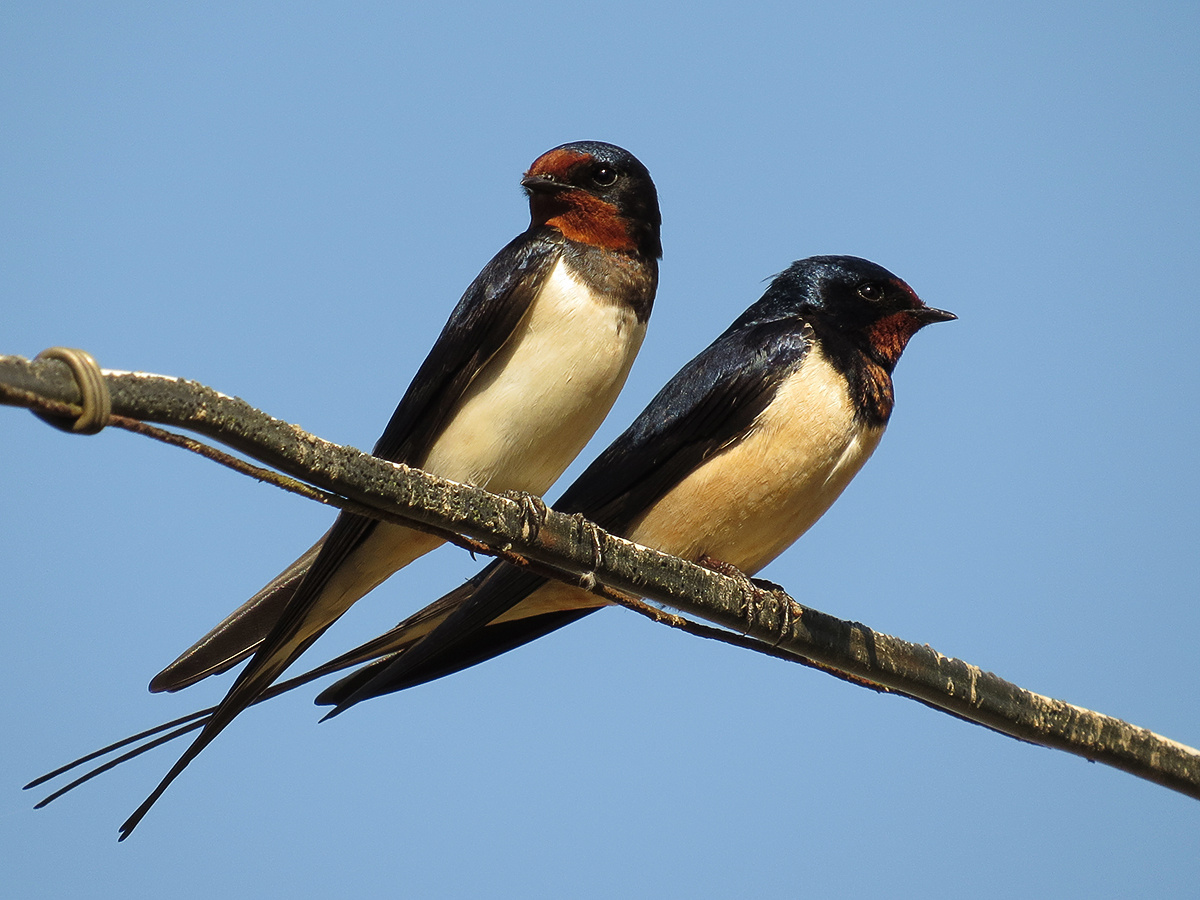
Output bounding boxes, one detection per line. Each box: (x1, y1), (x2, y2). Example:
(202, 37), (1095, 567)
(147, 669), (178, 693)
(318, 706), (345, 723)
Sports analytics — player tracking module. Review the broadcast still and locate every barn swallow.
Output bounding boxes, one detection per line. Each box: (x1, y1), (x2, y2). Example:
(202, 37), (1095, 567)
(311, 254), (956, 712)
(113, 140), (662, 838)
(30, 255), (951, 833)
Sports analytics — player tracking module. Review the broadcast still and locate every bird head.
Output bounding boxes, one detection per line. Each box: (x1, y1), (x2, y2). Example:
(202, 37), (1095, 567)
(759, 255), (955, 371)
(521, 141), (661, 259)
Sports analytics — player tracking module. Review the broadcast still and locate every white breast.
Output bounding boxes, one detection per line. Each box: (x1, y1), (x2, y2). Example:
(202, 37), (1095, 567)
(627, 345), (885, 575)
(419, 257), (646, 494)
(315, 260), (645, 620)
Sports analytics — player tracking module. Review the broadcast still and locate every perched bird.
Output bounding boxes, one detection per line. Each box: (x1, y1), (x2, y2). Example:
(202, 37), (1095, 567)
(313, 254), (955, 711)
(29, 255), (952, 831)
(115, 140), (662, 838)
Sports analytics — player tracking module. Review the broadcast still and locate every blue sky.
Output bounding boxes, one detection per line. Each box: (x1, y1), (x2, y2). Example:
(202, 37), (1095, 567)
(3, 3), (1198, 897)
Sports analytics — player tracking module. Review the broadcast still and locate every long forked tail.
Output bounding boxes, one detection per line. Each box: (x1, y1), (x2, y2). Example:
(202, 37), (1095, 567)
(26, 624), (415, 812)
(27, 596), (593, 818)
(116, 654), (304, 838)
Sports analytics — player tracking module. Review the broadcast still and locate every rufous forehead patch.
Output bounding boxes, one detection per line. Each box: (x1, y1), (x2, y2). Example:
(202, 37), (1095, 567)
(526, 147), (592, 180)
(889, 277), (920, 304)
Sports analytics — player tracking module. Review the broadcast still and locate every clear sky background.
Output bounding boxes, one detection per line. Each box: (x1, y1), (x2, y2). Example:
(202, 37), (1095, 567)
(3, 3), (1198, 897)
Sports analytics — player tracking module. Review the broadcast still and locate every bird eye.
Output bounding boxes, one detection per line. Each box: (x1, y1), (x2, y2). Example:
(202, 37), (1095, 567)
(591, 164), (618, 187)
(857, 282), (885, 302)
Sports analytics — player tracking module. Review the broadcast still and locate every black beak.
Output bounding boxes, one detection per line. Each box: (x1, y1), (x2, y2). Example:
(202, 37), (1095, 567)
(520, 172), (567, 194)
(913, 305), (957, 325)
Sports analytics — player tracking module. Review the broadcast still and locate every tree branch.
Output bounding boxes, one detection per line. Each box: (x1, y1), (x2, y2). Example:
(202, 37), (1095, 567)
(3, 350), (1198, 801)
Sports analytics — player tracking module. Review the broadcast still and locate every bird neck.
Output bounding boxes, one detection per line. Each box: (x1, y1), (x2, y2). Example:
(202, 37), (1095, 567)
(811, 324), (897, 427)
(557, 238), (658, 324)
(530, 190), (648, 255)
